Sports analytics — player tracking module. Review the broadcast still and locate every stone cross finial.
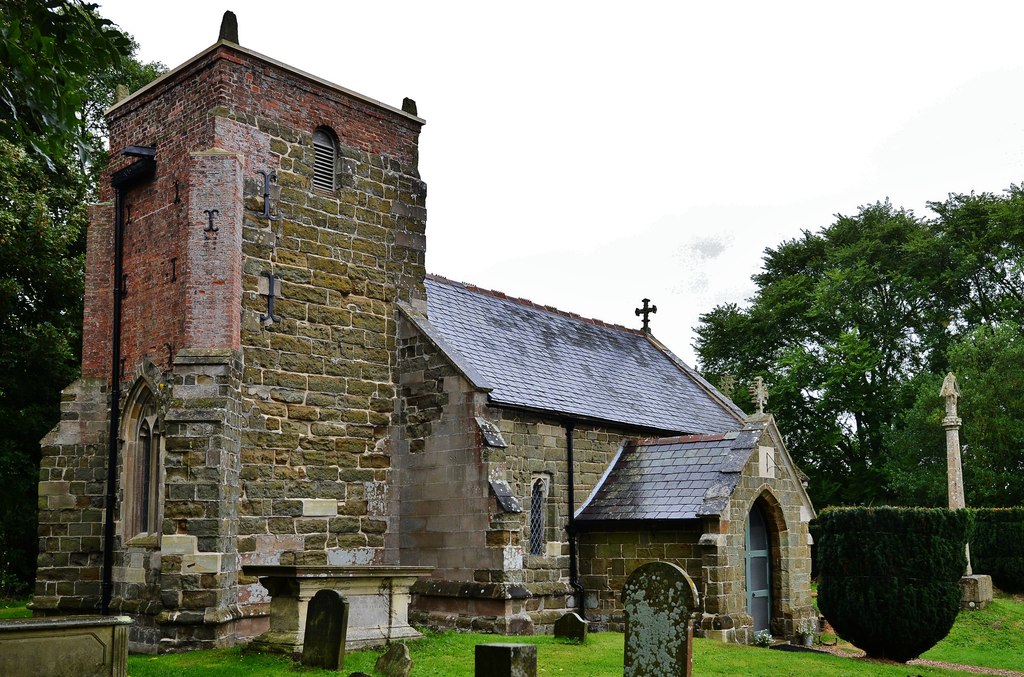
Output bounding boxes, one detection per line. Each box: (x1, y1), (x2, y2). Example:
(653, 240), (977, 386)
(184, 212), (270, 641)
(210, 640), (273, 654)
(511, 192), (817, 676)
(749, 376), (768, 415)
(719, 373), (736, 400)
(940, 372), (961, 420)
(635, 298), (657, 334)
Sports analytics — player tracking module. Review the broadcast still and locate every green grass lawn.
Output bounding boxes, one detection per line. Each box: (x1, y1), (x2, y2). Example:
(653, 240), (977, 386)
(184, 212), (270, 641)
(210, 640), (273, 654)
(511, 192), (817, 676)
(124, 631), (990, 677)
(125, 594), (1024, 677)
(920, 594), (1024, 672)
(2, 594), (1017, 676)
(0, 598), (31, 619)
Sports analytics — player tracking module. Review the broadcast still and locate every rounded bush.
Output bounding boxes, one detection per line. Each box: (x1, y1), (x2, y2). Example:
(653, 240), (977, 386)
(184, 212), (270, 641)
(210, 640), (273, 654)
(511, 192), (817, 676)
(817, 506), (970, 662)
(972, 507), (1024, 592)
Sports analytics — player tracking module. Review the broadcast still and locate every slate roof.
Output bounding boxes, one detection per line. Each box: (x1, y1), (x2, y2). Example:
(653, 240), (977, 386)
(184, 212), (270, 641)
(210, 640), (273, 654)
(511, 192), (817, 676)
(575, 425), (763, 522)
(423, 276), (743, 434)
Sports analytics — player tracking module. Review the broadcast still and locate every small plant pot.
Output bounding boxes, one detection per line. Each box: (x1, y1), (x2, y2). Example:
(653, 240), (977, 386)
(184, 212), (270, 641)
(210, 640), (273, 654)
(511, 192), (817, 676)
(799, 634), (814, 647)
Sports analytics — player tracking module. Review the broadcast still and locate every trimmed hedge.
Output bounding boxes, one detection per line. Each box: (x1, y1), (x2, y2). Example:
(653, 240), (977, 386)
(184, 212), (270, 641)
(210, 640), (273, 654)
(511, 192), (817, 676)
(972, 507), (1024, 592)
(817, 506), (971, 662)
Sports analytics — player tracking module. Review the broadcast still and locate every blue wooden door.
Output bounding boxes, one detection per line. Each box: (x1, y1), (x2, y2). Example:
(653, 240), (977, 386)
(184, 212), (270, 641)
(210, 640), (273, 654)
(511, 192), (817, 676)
(745, 504), (771, 633)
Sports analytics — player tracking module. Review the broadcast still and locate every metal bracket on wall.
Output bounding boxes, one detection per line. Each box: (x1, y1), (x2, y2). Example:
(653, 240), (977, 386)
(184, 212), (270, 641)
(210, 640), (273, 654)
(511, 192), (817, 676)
(173, 179), (181, 204)
(260, 271), (281, 325)
(258, 170), (279, 221)
(203, 209), (219, 234)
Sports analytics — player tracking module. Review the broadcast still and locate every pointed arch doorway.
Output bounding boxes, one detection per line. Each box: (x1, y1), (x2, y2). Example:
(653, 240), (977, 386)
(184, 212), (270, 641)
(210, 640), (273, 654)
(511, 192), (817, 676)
(745, 502), (771, 633)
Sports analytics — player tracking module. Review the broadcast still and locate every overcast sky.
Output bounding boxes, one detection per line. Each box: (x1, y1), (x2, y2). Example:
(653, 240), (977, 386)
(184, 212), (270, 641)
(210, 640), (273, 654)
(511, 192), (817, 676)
(98, 1), (1024, 366)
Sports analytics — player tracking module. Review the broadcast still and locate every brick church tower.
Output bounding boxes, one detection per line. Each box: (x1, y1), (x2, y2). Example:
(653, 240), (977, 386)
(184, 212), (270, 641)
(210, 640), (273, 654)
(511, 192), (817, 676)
(34, 16), (427, 651)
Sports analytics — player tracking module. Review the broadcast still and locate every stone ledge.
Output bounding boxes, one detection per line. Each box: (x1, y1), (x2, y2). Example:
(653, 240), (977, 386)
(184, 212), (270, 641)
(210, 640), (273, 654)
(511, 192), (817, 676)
(412, 579), (530, 601)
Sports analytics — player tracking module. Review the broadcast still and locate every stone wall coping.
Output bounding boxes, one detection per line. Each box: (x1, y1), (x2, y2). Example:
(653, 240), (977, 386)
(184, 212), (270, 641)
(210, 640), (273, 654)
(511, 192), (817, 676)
(243, 565), (434, 580)
(0, 615), (133, 632)
(108, 41), (425, 126)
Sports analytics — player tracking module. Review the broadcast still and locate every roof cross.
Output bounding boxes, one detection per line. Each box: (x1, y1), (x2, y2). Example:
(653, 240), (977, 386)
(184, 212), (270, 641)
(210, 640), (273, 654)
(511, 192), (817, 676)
(635, 298), (657, 334)
(749, 376), (768, 415)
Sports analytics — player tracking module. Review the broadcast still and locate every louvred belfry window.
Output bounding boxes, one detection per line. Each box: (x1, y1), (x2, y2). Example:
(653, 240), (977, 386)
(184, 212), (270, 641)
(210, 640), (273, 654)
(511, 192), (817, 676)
(312, 127), (336, 192)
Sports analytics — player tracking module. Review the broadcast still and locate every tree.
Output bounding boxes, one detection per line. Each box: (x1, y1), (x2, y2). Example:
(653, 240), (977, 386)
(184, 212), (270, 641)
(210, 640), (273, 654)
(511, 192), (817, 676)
(0, 1), (132, 168)
(885, 323), (1024, 507)
(0, 3), (163, 593)
(695, 191), (1024, 508)
(695, 201), (942, 506)
(0, 139), (88, 591)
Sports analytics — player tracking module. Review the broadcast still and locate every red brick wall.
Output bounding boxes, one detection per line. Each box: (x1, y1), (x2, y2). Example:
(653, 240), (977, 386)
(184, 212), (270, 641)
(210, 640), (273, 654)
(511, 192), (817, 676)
(82, 43), (423, 382)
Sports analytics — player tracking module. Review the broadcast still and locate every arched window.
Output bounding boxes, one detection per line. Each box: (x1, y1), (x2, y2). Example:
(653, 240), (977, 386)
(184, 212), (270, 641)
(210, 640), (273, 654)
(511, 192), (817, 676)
(122, 386), (161, 539)
(529, 477), (548, 556)
(312, 127), (337, 192)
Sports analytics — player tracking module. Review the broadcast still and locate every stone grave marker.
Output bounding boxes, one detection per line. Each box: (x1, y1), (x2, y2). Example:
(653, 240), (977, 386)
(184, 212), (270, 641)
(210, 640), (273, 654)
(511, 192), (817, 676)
(474, 643), (537, 677)
(621, 561), (699, 677)
(375, 642), (413, 677)
(300, 589), (349, 670)
(553, 612), (588, 643)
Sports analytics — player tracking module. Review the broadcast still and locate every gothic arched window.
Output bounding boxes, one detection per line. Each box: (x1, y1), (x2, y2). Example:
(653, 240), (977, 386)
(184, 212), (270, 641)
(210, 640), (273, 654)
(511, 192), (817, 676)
(122, 387), (161, 539)
(312, 127), (337, 192)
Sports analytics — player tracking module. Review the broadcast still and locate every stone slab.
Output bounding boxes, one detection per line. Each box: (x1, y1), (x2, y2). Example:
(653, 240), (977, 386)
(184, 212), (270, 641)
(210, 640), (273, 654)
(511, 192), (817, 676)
(0, 615), (132, 677)
(474, 643), (537, 677)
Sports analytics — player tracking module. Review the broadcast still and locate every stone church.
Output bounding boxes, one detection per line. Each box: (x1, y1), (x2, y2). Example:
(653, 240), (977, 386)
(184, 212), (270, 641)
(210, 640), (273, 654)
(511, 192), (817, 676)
(34, 17), (816, 653)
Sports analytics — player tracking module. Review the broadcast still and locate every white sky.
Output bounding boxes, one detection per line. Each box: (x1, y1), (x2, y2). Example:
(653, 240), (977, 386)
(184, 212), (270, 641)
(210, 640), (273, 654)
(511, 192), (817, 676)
(98, 1), (1024, 366)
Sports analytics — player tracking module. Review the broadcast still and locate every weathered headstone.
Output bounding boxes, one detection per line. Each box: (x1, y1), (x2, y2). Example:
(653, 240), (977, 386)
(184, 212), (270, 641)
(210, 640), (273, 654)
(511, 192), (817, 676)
(375, 642), (413, 677)
(474, 643), (537, 677)
(553, 612), (588, 643)
(622, 561), (699, 677)
(301, 589), (349, 670)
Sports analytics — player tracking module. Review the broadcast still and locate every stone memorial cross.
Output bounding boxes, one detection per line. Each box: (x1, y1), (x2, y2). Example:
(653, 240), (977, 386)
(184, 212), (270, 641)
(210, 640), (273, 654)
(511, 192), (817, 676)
(622, 561), (699, 677)
(940, 373), (972, 575)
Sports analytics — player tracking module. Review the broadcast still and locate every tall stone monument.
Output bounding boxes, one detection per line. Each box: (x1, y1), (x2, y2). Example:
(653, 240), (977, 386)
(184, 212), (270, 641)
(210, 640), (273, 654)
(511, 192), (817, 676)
(940, 373), (993, 610)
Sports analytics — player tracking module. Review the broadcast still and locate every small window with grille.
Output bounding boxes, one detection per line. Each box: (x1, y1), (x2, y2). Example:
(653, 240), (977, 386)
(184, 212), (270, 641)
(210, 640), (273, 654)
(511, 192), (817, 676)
(312, 127), (337, 192)
(529, 477), (548, 556)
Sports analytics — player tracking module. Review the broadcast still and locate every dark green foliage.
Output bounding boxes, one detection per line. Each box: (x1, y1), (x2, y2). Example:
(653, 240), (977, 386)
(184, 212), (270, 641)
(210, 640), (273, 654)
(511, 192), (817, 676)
(972, 508), (1024, 592)
(0, 5), (163, 594)
(0, 139), (87, 593)
(817, 506), (970, 662)
(0, 1), (131, 167)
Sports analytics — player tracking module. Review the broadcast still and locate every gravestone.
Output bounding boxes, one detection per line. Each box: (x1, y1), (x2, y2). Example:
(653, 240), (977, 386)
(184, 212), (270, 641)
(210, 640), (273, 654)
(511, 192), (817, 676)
(375, 642), (413, 677)
(621, 561), (699, 677)
(553, 612), (588, 643)
(301, 589), (349, 670)
(474, 643), (537, 677)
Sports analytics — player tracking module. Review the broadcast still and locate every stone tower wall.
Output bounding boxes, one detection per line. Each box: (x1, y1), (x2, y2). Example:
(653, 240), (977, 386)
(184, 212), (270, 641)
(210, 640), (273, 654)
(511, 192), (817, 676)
(36, 40), (426, 652)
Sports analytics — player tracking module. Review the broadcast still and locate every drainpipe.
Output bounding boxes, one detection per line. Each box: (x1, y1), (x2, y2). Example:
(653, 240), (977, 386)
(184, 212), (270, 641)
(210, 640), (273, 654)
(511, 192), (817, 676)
(102, 147), (156, 615)
(564, 419), (585, 619)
